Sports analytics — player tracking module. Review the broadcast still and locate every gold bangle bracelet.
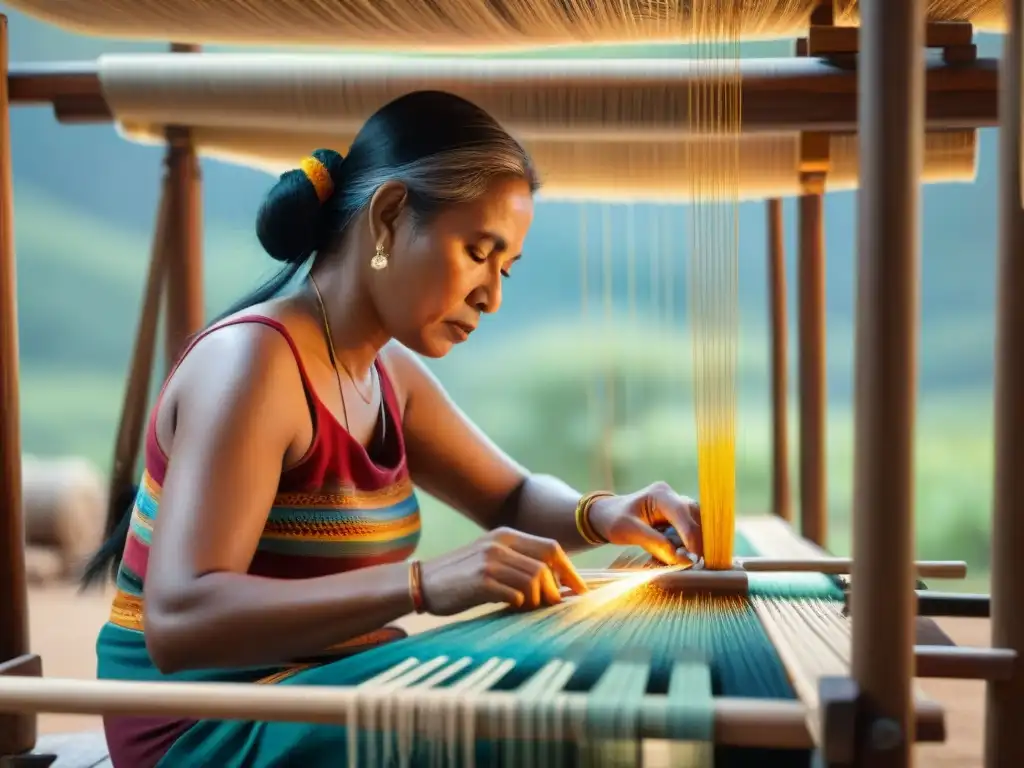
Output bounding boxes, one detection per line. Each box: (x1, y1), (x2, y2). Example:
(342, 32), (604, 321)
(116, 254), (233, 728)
(408, 559), (426, 614)
(575, 490), (614, 545)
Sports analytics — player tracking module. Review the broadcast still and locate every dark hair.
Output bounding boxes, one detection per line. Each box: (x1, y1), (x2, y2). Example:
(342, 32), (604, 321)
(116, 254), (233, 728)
(221, 89), (539, 320)
(81, 90), (538, 589)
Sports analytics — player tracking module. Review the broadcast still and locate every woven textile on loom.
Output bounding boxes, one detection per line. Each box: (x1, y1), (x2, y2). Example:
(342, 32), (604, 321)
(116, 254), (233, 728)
(1, 0), (1008, 48)
(217, 518), (937, 768)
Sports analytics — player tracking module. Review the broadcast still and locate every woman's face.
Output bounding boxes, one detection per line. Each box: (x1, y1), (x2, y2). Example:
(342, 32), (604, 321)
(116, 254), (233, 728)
(374, 176), (535, 358)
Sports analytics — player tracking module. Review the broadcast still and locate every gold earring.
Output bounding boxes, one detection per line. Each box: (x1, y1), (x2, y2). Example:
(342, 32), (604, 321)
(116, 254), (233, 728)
(371, 243), (389, 271)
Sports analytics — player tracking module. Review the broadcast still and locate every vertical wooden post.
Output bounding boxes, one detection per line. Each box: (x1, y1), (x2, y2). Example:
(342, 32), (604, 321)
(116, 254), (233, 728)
(798, 189), (827, 545)
(767, 198), (791, 522)
(0, 14), (37, 757)
(985, 1), (1024, 764)
(162, 43), (204, 371)
(850, 0), (925, 765)
(106, 171), (171, 540)
(162, 129), (204, 370)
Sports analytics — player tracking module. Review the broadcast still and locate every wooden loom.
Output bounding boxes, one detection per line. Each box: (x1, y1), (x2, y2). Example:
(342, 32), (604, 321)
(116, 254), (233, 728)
(0, 2), (1020, 768)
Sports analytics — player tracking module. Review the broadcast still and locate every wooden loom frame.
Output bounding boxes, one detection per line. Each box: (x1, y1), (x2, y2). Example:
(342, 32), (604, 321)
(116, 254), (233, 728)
(0, 1), (1019, 766)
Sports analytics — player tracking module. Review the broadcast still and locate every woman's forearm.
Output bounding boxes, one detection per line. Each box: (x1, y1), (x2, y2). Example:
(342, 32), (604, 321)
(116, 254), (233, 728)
(504, 474), (597, 553)
(145, 561), (415, 674)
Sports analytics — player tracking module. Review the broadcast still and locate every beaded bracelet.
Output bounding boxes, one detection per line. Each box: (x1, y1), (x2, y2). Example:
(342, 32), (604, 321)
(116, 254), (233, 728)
(408, 559), (427, 614)
(575, 490), (614, 545)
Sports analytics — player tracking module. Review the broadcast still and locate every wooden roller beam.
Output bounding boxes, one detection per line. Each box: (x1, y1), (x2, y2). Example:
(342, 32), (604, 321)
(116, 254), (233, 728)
(0, 674), (947, 748)
(3, 57), (1002, 133)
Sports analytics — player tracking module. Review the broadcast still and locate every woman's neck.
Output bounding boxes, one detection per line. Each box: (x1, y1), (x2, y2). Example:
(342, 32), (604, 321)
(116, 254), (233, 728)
(305, 261), (389, 380)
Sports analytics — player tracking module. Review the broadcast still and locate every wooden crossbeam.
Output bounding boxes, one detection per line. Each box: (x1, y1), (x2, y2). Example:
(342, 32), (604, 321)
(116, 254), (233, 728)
(796, 20), (977, 67)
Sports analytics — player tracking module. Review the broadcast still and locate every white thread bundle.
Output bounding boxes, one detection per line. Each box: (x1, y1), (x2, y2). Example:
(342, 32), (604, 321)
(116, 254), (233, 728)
(4, 0), (1007, 48)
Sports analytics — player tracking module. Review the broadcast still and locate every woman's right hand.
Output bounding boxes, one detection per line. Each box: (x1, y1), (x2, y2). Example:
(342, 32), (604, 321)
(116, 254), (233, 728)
(420, 527), (588, 616)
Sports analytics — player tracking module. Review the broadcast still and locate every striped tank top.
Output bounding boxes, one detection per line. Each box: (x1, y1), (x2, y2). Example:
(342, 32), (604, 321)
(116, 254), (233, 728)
(96, 315), (422, 767)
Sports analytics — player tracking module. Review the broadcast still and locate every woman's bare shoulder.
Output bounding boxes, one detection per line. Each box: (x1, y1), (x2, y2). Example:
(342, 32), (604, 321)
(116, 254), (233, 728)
(160, 308), (313, 441)
(378, 341), (426, 415)
(179, 320), (297, 391)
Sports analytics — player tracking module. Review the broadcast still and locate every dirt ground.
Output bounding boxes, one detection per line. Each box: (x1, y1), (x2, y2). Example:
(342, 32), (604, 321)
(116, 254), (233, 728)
(25, 584), (989, 765)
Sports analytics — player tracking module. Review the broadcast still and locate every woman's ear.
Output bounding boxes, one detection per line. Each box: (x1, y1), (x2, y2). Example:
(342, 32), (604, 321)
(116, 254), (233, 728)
(367, 181), (409, 253)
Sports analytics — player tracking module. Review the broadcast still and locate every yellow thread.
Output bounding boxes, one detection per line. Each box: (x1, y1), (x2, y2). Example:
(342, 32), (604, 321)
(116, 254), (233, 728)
(685, 6), (743, 570)
(300, 155), (335, 203)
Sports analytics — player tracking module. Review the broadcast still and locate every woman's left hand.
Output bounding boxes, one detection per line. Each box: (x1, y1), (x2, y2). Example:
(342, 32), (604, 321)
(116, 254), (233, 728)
(586, 482), (702, 566)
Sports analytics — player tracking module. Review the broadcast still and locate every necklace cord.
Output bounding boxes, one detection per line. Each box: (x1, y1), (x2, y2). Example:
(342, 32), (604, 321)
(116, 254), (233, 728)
(307, 274), (386, 446)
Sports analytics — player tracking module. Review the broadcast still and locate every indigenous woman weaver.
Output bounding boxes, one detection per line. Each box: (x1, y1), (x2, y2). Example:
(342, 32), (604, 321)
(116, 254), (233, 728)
(81, 90), (704, 768)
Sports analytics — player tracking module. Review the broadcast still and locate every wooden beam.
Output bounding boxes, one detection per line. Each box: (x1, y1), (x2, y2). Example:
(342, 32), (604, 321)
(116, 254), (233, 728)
(849, 0), (925, 766)
(0, 13), (36, 759)
(738, 557), (965, 579)
(916, 646), (1016, 682)
(766, 198), (791, 522)
(914, 591), (990, 619)
(162, 128), (204, 371)
(3, 57), (1004, 134)
(0, 674), (948, 748)
(791, 63), (830, 550)
(105, 171), (171, 551)
(798, 188), (827, 547)
(6, 61), (97, 103)
(806, 21), (974, 57)
(161, 43), (205, 370)
(986, 1), (1024, 765)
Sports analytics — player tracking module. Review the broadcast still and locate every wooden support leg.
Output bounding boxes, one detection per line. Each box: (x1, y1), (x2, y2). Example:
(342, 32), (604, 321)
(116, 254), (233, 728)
(162, 128), (204, 372)
(0, 14), (41, 761)
(798, 187), (827, 547)
(0, 658), (51, 768)
(985, 1), (1024, 765)
(849, 0), (925, 766)
(105, 170), (172, 540)
(766, 198), (791, 522)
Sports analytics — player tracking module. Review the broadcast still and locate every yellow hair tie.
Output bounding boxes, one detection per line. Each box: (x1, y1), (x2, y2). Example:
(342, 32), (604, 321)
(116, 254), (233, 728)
(300, 155), (335, 203)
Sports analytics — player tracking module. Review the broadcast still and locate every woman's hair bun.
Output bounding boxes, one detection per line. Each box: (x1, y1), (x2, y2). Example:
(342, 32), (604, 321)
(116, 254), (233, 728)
(256, 148), (346, 264)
